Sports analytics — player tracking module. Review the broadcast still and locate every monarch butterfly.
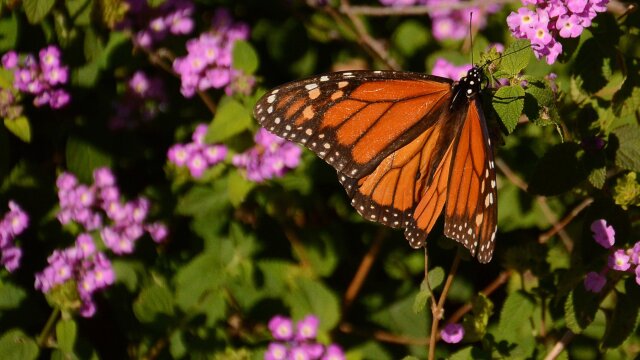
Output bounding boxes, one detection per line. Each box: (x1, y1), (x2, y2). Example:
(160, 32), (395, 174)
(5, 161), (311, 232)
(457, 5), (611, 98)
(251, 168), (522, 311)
(253, 65), (498, 263)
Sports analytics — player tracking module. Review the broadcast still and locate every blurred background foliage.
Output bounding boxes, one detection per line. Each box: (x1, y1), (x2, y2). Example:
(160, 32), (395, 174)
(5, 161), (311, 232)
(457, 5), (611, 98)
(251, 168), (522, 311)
(0, 0), (639, 359)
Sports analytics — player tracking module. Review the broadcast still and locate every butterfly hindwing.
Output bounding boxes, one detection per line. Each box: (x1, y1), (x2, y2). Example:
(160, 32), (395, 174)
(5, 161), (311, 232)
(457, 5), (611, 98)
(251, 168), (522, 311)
(443, 98), (498, 263)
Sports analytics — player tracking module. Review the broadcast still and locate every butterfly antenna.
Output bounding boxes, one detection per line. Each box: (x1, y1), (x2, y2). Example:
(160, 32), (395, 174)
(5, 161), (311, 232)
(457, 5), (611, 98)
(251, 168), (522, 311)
(480, 43), (533, 70)
(469, 12), (474, 65)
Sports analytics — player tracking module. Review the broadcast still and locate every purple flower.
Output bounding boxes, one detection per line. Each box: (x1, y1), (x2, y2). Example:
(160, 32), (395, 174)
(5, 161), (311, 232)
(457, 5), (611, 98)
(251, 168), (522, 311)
(110, 71), (167, 130)
(0, 201), (28, 272)
(146, 222), (169, 243)
(233, 129), (302, 182)
(608, 250), (631, 271)
(591, 219), (615, 249)
(630, 242), (640, 265)
(168, 144), (190, 167)
(173, 9), (253, 97)
(584, 271), (606, 293)
(441, 323), (464, 344)
(636, 266), (640, 286)
(296, 315), (320, 340)
(431, 58), (471, 80)
(2, 51), (18, 69)
(268, 315), (294, 341)
(507, 0), (609, 64)
(265, 342), (288, 360)
(76, 233), (96, 258)
(321, 345), (345, 360)
(94, 167), (116, 188)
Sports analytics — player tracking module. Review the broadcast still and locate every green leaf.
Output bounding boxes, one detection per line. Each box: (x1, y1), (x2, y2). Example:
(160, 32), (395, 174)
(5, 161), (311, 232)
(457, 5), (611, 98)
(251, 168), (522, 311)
(169, 331), (186, 359)
(461, 294), (494, 341)
(392, 20), (429, 57)
(588, 166), (606, 189)
(413, 265), (446, 313)
(132, 284), (175, 323)
(286, 277), (340, 331)
(4, 117), (31, 143)
(602, 280), (640, 348)
(492, 85), (525, 134)
(0, 13), (18, 51)
(111, 259), (140, 292)
(612, 68), (640, 118)
(564, 286), (600, 334)
(0, 329), (39, 360)
(23, 0), (55, 24)
(55, 319), (77, 353)
(176, 185), (229, 217)
(523, 78), (560, 127)
(528, 142), (587, 196)
(611, 124), (640, 172)
(227, 170), (255, 207)
(66, 136), (113, 183)
(494, 290), (535, 342)
(498, 39), (531, 76)
(174, 250), (223, 311)
(232, 40), (259, 74)
(66, 0), (93, 26)
(0, 282), (26, 310)
(206, 98), (253, 143)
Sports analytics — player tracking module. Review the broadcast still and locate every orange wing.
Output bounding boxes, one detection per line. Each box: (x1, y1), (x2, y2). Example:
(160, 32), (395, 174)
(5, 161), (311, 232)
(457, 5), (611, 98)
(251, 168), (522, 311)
(254, 71), (452, 178)
(255, 71), (498, 262)
(443, 99), (498, 263)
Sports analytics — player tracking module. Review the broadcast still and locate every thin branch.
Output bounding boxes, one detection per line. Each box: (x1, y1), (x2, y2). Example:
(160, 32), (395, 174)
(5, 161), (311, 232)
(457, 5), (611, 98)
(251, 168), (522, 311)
(539, 197), (594, 243)
(444, 270), (512, 327)
(345, 0), (517, 16)
(429, 252), (461, 360)
(543, 330), (575, 360)
(342, 228), (387, 315)
(339, 322), (429, 345)
(337, 0), (400, 70)
(495, 158), (575, 251)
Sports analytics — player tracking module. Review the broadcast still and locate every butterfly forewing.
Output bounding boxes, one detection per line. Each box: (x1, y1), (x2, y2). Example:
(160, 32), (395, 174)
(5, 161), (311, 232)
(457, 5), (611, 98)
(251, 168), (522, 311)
(254, 71), (452, 179)
(443, 99), (498, 263)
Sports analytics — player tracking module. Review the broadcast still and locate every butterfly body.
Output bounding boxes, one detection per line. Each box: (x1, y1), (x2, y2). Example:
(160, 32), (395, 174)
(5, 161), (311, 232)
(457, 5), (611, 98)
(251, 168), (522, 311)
(254, 67), (497, 263)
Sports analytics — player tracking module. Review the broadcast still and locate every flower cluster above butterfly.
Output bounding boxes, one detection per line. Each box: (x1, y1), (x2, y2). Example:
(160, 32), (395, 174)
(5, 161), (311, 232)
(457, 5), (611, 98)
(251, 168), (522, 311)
(254, 67), (497, 263)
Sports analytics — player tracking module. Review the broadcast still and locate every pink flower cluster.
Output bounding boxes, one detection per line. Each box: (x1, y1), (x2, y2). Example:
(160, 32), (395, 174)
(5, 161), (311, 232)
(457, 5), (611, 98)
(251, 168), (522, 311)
(167, 124), (228, 178)
(265, 315), (345, 360)
(34, 234), (115, 317)
(583, 219), (640, 293)
(0, 201), (28, 272)
(1, 46), (70, 109)
(121, 0), (195, 49)
(507, 0), (609, 64)
(379, 0), (500, 40)
(172, 9), (252, 97)
(233, 129), (302, 183)
(110, 71), (168, 130)
(57, 168), (168, 254)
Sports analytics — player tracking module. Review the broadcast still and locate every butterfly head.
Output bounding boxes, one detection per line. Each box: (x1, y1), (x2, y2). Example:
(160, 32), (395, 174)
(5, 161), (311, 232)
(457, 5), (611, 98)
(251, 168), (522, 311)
(458, 66), (483, 98)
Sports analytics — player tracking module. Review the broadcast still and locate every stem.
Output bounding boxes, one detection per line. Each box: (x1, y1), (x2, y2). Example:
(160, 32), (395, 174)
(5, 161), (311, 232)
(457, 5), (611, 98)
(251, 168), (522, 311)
(544, 330), (575, 360)
(37, 307), (61, 347)
(343, 228), (386, 315)
(428, 252), (461, 360)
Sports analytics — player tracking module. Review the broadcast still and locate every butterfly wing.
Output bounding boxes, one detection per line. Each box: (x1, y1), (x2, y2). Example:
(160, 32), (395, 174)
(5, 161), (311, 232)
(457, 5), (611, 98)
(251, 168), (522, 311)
(254, 71), (452, 179)
(255, 71), (498, 262)
(443, 98), (498, 263)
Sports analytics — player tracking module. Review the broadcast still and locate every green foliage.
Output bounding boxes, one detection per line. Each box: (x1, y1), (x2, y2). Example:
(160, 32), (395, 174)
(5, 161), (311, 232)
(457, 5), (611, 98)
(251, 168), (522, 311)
(492, 85), (525, 134)
(1, 1), (639, 359)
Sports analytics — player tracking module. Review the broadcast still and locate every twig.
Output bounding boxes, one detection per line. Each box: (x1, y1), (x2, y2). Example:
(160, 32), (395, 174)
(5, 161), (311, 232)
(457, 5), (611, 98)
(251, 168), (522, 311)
(429, 253), (461, 360)
(495, 158), (575, 251)
(339, 322), (429, 345)
(543, 330), (575, 360)
(342, 228), (387, 314)
(337, 0), (400, 70)
(444, 270), (512, 327)
(345, 0), (517, 16)
(539, 197), (594, 243)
